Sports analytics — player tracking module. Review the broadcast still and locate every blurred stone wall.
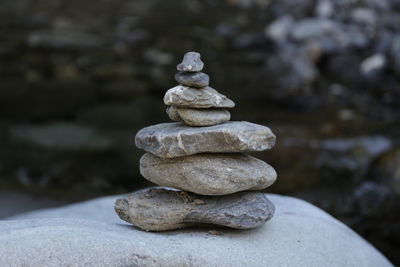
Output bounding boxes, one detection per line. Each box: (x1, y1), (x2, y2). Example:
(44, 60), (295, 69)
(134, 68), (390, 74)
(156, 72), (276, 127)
(0, 0), (399, 263)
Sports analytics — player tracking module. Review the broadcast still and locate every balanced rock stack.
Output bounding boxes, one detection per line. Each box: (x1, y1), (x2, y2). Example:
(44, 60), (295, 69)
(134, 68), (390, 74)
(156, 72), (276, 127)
(115, 52), (278, 231)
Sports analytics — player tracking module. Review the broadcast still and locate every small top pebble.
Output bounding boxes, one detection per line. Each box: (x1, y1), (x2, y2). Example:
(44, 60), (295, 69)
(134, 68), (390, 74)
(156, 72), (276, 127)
(177, 52), (204, 72)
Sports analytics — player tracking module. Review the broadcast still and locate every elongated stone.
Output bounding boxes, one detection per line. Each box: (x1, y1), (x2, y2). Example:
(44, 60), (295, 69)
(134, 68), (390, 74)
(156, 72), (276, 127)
(175, 72), (209, 88)
(177, 52), (204, 72)
(114, 187), (275, 231)
(135, 121), (276, 158)
(166, 106), (230, 126)
(164, 85), (235, 108)
(140, 153), (277, 195)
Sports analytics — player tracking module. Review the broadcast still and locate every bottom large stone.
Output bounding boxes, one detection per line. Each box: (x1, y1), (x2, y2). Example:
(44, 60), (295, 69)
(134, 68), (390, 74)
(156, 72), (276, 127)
(114, 188), (274, 231)
(2, 193), (393, 266)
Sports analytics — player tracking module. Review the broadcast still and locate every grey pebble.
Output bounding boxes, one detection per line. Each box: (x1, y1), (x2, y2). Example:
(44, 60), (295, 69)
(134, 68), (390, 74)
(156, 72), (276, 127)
(166, 106), (230, 126)
(175, 72), (209, 88)
(177, 52), (204, 72)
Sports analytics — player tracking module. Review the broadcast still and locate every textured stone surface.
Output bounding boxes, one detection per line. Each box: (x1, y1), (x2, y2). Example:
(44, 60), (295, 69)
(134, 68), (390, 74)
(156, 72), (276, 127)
(164, 85), (235, 108)
(177, 52), (204, 72)
(115, 188), (274, 231)
(2, 194), (393, 267)
(135, 121), (276, 158)
(140, 153), (277, 195)
(175, 71), (209, 88)
(166, 106), (230, 126)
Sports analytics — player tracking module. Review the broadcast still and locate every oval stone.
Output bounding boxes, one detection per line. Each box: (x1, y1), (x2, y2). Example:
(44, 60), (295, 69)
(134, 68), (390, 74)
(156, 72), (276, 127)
(140, 153), (277, 195)
(166, 106), (230, 126)
(114, 187), (275, 231)
(175, 72), (209, 88)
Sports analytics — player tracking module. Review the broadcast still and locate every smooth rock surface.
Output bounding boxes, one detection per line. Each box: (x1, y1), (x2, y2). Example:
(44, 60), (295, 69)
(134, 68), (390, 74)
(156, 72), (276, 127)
(135, 121), (276, 158)
(164, 85), (235, 108)
(115, 188), (274, 231)
(175, 71), (209, 88)
(177, 52), (204, 72)
(166, 106), (230, 126)
(2, 193), (393, 267)
(140, 153), (277, 195)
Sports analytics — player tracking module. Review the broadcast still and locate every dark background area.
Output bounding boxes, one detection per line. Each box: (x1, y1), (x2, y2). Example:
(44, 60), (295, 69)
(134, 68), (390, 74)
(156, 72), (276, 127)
(1, 0), (399, 264)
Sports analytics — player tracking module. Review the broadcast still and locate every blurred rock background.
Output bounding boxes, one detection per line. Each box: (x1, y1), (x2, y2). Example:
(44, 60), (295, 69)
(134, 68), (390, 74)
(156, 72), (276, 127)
(0, 0), (399, 263)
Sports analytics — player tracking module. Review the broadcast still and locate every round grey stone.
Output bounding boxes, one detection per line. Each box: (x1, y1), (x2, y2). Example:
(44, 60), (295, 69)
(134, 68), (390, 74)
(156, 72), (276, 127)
(114, 188), (275, 231)
(135, 121), (276, 158)
(140, 153), (277, 195)
(177, 52), (204, 72)
(175, 72), (209, 88)
(166, 106), (230, 126)
(164, 85), (235, 109)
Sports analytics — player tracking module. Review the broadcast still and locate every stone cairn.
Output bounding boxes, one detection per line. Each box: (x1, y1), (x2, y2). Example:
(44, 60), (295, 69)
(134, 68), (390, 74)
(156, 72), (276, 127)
(114, 52), (277, 231)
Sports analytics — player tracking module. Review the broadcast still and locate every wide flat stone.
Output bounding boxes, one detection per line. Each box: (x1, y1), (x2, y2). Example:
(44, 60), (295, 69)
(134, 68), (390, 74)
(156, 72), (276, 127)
(2, 193), (393, 266)
(135, 121), (276, 158)
(177, 51), (204, 72)
(164, 85), (235, 108)
(114, 188), (274, 231)
(175, 71), (209, 88)
(166, 106), (230, 126)
(140, 153), (277, 195)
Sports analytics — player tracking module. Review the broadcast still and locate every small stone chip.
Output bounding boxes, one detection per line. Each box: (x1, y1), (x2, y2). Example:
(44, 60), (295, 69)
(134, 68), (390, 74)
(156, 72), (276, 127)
(209, 230), (223, 236)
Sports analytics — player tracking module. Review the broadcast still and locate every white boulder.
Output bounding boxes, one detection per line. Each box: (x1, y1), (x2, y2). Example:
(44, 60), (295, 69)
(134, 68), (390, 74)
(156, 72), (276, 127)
(1, 193), (393, 267)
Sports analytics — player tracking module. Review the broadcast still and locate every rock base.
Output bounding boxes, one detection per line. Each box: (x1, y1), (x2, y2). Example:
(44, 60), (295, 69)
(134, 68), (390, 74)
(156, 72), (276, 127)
(2, 192), (393, 267)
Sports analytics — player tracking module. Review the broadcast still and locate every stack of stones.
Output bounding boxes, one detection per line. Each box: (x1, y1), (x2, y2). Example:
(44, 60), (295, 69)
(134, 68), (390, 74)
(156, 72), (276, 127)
(115, 52), (278, 232)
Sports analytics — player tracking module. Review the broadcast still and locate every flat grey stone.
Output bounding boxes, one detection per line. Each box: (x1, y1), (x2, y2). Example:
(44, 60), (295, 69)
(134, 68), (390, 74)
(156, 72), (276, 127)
(164, 85), (235, 108)
(177, 51), (204, 72)
(135, 121), (276, 158)
(166, 106), (230, 126)
(2, 194), (393, 267)
(140, 153), (277, 195)
(114, 188), (274, 231)
(175, 72), (209, 88)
